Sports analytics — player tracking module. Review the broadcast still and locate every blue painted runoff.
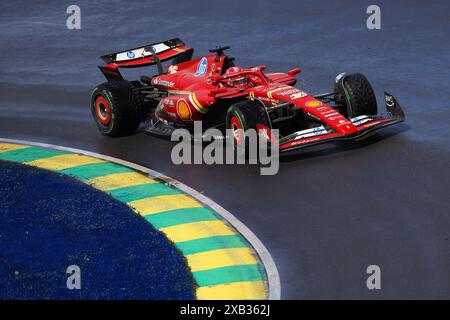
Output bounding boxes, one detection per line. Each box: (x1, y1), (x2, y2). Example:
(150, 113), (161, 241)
(0, 160), (195, 299)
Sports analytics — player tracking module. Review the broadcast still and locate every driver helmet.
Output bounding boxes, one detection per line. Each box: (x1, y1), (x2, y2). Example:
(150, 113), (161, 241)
(224, 66), (248, 87)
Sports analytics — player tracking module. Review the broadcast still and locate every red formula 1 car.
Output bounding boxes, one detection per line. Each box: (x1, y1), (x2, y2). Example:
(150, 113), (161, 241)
(91, 38), (405, 153)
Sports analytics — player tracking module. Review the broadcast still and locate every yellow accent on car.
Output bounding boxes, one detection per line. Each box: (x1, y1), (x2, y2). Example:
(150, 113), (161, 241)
(305, 100), (323, 107)
(176, 99), (192, 120)
(267, 86), (289, 98)
(191, 93), (208, 112)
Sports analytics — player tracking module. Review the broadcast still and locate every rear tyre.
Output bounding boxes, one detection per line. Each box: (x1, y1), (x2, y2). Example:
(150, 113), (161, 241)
(226, 101), (271, 157)
(91, 80), (144, 137)
(340, 73), (377, 117)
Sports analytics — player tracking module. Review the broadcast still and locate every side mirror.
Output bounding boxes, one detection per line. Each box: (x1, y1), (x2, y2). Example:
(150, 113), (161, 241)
(288, 68), (302, 76)
(251, 65), (267, 72)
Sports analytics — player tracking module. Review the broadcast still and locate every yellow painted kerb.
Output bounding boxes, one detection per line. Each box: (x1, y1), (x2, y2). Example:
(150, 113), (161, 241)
(26, 154), (105, 171)
(0, 142), (269, 300)
(87, 172), (157, 191)
(0, 143), (30, 153)
(129, 194), (202, 216)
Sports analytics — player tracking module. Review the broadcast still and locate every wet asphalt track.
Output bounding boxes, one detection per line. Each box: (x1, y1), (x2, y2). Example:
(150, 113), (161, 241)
(1, 0), (450, 299)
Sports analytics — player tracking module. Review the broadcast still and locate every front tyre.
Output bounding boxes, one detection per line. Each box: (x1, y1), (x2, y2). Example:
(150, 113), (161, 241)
(336, 73), (377, 117)
(226, 100), (271, 156)
(91, 81), (144, 137)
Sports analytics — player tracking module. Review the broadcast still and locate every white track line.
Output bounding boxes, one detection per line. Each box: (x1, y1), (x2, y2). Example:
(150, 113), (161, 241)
(0, 137), (281, 300)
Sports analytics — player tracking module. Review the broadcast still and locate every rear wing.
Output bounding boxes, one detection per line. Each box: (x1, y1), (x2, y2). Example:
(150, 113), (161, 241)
(99, 38), (193, 80)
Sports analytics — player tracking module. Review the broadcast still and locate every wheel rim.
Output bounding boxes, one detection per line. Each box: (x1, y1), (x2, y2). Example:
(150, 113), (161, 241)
(95, 96), (111, 126)
(230, 115), (243, 145)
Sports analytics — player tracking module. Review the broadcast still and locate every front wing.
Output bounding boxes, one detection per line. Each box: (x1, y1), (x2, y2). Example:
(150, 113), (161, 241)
(278, 92), (406, 153)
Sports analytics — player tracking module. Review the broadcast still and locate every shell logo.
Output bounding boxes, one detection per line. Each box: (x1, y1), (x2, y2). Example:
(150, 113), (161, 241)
(176, 99), (192, 120)
(305, 100), (323, 108)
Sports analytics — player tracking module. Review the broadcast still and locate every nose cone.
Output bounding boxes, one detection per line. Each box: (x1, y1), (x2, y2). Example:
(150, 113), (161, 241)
(299, 98), (359, 135)
(338, 122), (358, 135)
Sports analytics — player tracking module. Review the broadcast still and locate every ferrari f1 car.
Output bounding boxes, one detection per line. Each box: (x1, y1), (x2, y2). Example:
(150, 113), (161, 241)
(91, 38), (405, 153)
